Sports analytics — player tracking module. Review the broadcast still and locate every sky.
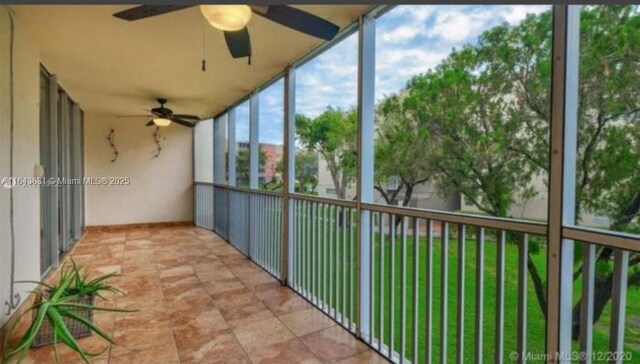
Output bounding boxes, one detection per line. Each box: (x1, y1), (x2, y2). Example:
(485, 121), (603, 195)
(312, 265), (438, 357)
(234, 4), (550, 145)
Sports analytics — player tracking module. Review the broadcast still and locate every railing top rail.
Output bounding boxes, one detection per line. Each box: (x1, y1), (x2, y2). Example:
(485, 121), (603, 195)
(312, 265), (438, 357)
(249, 188), (284, 198)
(563, 226), (640, 253)
(212, 183), (284, 197)
(290, 193), (357, 208)
(194, 181), (214, 186)
(361, 202), (547, 235)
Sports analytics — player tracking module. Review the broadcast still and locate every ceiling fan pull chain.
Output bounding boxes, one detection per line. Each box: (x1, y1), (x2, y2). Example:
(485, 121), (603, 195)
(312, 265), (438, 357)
(201, 14), (206, 72)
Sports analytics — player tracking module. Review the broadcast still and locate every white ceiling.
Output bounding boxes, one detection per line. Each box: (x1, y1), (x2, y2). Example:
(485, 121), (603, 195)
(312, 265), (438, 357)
(11, 5), (371, 120)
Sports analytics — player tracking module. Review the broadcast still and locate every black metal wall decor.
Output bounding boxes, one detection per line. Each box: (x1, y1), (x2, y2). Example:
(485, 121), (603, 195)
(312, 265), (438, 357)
(153, 126), (164, 158)
(107, 128), (118, 162)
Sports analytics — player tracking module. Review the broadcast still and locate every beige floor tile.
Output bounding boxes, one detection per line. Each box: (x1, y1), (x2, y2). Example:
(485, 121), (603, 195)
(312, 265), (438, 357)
(300, 326), (368, 363)
(233, 317), (295, 353)
(4, 227), (378, 364)
(335, 350), (390, 364)
(247, 338), (321, 364)
(279, 308), (336, 337)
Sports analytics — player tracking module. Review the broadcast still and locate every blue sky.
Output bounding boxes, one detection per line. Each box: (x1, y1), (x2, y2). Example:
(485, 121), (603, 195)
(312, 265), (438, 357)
(236, 5), (550, 145)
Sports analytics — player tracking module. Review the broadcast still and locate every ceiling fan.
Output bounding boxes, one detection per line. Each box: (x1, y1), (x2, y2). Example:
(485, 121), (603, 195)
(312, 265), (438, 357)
(112, 5), (340, 62)
(117, 98), (200, 128)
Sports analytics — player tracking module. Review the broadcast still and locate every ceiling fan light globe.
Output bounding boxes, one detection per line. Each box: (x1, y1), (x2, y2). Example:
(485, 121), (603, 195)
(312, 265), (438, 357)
(153, 118), (171, 127)
(200, 5), (252, 31)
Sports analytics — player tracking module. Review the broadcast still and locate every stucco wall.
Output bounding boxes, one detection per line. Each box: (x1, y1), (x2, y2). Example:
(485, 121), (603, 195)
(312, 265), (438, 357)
(0, 7), (41, 328)
(84, 113), (193, 226)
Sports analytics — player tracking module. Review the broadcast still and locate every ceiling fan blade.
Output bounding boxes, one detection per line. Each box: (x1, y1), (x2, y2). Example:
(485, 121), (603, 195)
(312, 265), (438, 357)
(224, 27), (252, 59)
(116, 114), (153, 118)
(170, 117), (196, 128)
(146, 120), (155, 126)
(252, 5), (339, 41)
(113, 5), (193, 21)
(173, 114), (200, 121)
(149, 109), (163, 117)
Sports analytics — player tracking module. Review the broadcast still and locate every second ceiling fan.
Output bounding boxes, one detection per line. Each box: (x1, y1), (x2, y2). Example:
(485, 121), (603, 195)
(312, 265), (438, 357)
(113, 5), (341, 63)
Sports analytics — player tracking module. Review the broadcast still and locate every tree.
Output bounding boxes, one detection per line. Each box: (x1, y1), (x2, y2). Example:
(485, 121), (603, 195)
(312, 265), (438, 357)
(275, 149), (320, 193)
(393, 5), (640, 337)
(296, 107), (357, 199)
(374, 94), (435, 208)
(235, 147), (266, 187)
(294, 150), (320, 193)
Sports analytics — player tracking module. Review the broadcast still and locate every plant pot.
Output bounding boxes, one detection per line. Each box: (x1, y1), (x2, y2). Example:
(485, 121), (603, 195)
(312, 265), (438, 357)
(32, 294), (95, 348)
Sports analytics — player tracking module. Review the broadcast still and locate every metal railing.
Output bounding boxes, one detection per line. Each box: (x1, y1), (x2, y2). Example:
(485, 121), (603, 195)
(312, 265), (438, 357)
(194, 182), (214, 230)
(229, 188), (250, 255)
(213, 185), (229, 240)
(290, 194), (358, 331)
(250, 190), (283, 278)
(360, 205), (546, 364)
(196, 184), (640, 363)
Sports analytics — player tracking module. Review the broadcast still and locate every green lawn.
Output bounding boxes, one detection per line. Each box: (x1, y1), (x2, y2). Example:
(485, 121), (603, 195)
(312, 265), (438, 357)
(287, 211), (640, 363)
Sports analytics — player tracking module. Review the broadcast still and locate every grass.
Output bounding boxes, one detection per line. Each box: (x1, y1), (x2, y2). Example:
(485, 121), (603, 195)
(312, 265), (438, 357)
(282, 210), (640, 363)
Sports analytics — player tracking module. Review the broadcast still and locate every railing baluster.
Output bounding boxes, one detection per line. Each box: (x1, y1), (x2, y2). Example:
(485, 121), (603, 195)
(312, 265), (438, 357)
(440, 221), (449, 364)
(304, 200), (309, 298)
(517, 234), (528, 364)
(316, 202), (321, 304)
(370, 211), (376, 346)
(495, 229), (506, 364)
(426, 219), (433, 364)
(475, 227), (485, 364)
(456, 224), (466, 364)
(322, 203), (327, 311)
(342, 206), (348, 326)
(400, 216), (407, 363)
(308, 201), (313, 299)
(412, 217), (419, 364)
(350, 207), (355, 331)
(271, 196), (275, 274)
(266, 196), (270, 272)
(390, 213), (396, 358)
(379, 212), (385, 353)
(609, 249), (629, 364)
(312, 201), (315, 300)
(329, 205), (335, 318)
(579, 242), (595, 364)
(259, 195), (263, 263)
(292, 200), (297, 289)
(334, 204), (340, 319)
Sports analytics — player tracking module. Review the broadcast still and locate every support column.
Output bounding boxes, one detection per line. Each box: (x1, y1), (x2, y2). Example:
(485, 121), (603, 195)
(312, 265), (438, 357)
(213, 115), (225, 184)
(249, 93), (259, 258)
(546, 5), (579, 363)
(282, 67), (296, 284)
(249, 93), (259, 190)
(357, 13), (375, 339)
(228, 108), (236, 187)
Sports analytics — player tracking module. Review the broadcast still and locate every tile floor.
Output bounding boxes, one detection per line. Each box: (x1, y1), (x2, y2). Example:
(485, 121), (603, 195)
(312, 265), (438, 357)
(3, 226), (388, 364)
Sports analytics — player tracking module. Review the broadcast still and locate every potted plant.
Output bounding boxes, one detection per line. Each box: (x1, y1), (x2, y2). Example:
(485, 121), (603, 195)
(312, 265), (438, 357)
(2, 259), (133, 364)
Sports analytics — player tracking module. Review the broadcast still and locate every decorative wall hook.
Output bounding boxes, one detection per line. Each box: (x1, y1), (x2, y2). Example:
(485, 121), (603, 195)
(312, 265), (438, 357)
(153, 127), (163, 158)
(107, 129), (118, 162)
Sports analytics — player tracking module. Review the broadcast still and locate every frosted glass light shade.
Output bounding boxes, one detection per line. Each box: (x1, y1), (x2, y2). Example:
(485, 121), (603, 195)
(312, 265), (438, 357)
(200, 5), (252, 31)
(153, 118), (171, 127)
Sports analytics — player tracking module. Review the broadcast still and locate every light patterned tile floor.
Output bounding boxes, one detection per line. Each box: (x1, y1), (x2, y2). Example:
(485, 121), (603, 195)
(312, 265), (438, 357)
(3, 226), (388, 364)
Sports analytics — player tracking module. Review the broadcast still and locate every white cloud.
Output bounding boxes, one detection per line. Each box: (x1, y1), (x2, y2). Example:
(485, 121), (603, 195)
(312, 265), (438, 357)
(429, 7), (495, 42)
(503, 5), (549, 24)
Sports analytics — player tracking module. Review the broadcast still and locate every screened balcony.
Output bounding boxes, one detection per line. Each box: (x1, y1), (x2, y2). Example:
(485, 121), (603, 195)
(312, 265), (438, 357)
(1, 4), (639, 364)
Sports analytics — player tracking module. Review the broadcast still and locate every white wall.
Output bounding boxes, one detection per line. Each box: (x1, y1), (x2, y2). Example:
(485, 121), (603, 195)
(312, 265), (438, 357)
(84, 113), (193, 226)
(0, 7), (41, 327)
